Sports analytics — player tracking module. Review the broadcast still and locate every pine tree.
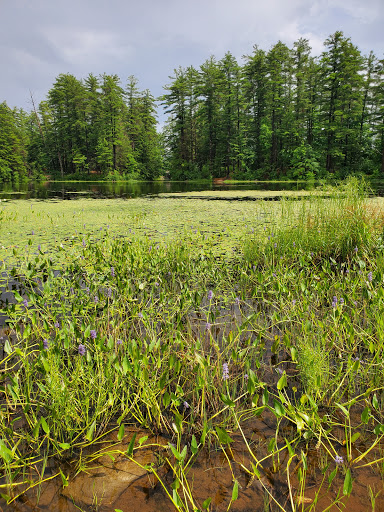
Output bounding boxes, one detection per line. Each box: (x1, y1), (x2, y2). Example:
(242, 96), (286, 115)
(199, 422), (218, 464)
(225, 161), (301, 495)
(0, 102), (28, 181)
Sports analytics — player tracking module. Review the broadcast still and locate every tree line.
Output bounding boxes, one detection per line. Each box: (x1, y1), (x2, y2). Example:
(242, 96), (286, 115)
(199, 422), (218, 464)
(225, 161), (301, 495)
(1, 31), (383, 183)
(162, 31), (384, 180)
(0, 74), (161, 182)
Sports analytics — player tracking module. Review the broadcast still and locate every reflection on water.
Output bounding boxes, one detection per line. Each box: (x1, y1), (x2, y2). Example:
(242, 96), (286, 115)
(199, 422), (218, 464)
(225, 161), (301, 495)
(1, 179), (383, 201)
(0, 179), (322, 200)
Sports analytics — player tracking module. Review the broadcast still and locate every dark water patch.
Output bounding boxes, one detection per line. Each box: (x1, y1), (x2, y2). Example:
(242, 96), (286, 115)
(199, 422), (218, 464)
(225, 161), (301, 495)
(1, 179), (384, 201)
(0, 180), (323, 201)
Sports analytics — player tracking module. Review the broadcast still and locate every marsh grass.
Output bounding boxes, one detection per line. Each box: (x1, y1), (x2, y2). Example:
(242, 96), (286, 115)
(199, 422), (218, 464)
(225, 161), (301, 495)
(1, 178), (384, 511)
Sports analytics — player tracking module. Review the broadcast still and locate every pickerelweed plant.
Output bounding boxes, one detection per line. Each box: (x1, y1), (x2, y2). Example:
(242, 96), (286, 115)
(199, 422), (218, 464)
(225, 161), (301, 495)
(2, 178), (384, 510)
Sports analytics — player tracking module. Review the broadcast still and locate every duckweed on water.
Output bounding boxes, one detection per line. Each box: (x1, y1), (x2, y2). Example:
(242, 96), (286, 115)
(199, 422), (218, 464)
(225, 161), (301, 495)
(1, 179), (384, 511)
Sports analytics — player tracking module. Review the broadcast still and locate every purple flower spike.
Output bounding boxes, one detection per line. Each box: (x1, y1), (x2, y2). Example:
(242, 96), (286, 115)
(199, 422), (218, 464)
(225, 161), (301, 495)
(106, 288), (112, 298)
(78, 344), (86, 356)
(222, 363), (229, 381)
(43, 339), (49, 350)
(235, 297), (240, 306)
(334, 455), (344, 465)
(354, 246), (358, 253)
(54, 322), (60, 329)
(82, 239), (86, 248)
(183, 401), (190, 410)
(368, 272), (373, 282)
(111, 267), (115, 277)
(138, 312), (143, 319)
(117, 339), (123, 345)
(208, 290), (214, 301)
(23, 299), (28, 308)
(90, 329), (97, 339)
(205, 322), (212, 331)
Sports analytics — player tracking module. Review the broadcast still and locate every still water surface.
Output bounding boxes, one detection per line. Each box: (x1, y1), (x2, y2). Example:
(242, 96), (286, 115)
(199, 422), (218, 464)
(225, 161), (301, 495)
(1, 179), (384, 201)
(0, 179), (368, 200)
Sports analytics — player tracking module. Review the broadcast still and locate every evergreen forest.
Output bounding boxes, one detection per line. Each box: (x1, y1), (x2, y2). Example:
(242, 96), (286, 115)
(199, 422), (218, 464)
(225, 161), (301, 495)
(1, 31), (383, 183)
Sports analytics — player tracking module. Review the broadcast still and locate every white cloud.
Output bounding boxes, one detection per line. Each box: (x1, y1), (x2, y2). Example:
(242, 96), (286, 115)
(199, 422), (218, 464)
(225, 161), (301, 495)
(42, 28), (134, 67)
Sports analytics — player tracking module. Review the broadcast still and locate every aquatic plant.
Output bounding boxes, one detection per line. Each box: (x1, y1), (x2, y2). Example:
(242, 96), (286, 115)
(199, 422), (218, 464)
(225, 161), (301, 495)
(1, 179), (384, 510)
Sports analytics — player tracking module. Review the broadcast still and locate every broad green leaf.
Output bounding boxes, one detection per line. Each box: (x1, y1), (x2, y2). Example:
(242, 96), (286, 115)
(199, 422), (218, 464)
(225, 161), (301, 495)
(328, 467), (337, 486)
(191, 435), (198, 455)
(117, 423), (125, 441)
(301, 451), (307, 471)
(84, 325), (91, 338)
(0, 440), (13, 462)
(335, 402), (349, 418)
(285, 438), (295, 458)
(215, 427), (233, 445)
(138, 435), (148, 446)
(126, 433), (137, 456)
(273, 399), (285, 417)
(251, 463), (261, 479)
(4, 339), (12, 355)
(59, 468), (68, 488)
(343, 468), (353, 496)
(290, 346), (298, 362)
(202, 497), (212, 509)
(262, 387), (269, 406)
(268, 437), (276, 453)
(41, 417), (50, 435)
(221, 393), (236, 407)
(361, 407), (370, 424)
(85, 420), (96, 442)
(231, 479), (239, 501)
(277, 372), (287, 390)
(59, 443), (71, 450)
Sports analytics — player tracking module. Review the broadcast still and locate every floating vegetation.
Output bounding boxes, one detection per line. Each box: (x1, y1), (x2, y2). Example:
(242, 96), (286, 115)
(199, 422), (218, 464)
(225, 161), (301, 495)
(1, 178), (384, 511)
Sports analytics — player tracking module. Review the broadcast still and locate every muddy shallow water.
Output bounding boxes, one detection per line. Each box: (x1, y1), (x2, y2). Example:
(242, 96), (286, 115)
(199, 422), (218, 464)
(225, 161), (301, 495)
(2, 413), (384, 512)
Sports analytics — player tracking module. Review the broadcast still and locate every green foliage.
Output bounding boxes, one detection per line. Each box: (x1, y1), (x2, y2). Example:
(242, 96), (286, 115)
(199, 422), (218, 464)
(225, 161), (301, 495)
(24, 73), (162, 181)
(0, 102), (29, 182)
(162, 32), (384, 180)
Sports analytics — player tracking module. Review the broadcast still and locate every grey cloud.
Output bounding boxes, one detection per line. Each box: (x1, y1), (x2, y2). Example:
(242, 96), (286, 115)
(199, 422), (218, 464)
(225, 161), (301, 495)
(1, 0), (383, 110)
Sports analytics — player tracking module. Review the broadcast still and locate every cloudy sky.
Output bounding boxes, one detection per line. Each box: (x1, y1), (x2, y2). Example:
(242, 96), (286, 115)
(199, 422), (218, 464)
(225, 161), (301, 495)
(1, 0), (383, 119)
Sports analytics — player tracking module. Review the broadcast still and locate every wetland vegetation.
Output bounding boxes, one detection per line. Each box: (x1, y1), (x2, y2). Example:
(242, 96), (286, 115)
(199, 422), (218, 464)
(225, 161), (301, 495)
(1, 178), (384, 511)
